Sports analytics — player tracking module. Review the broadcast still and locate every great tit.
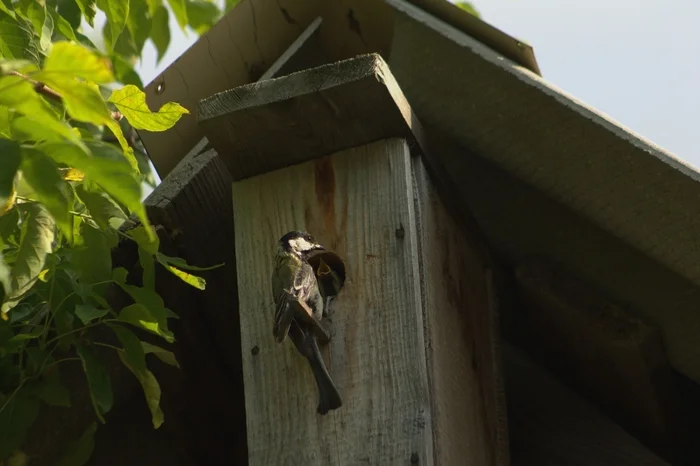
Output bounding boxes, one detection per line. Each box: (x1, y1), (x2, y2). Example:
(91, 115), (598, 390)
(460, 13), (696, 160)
(271, 230), (342, 414)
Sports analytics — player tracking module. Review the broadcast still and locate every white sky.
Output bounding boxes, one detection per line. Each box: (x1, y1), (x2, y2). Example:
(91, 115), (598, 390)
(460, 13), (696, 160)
(134, 0), (699, 176)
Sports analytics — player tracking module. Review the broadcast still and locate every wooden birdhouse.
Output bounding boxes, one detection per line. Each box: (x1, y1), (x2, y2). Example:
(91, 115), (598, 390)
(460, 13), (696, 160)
(79, 1), (700, 465)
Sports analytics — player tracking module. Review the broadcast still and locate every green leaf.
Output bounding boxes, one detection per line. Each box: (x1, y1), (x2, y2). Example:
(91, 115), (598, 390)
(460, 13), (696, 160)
(0, 139), (20, 213)
(38, 368), (71, 407)
(108, 84), (189, 131)
(150, 5), (170, 64)
(58, 422), (97, 466)
(0, 75), (82, 145)
(74, 303), (108, 325)
(127, 0), (151, 54)
(0, 206), (19, 244)
(20, 147), (74, 242)
(56, 0), (82, 29)
(10, 116), (65, 143)
(97, 0), (129, 52)
(0, 390), (40, 459)
(0, 59), (36, 74)
(455, 2), (481, 18)
(117, 351), (164, 428)
(74, 0), (97, 27)
(40, 77), (112, 126)
(166, 0), (188, 32)
(75, 184), (127, 230)
(76, 343), (113, 422)
(42, 41), (114, 84)
(0, 106), (11, 138)
(2, 203), (55, 316)
(71, 222), (114, 285)
(118, 303), (174, 342)
(145, 0), (161, 16)
(186, 0), (220, 34)
(160, 263), (205, 290)
(111, 324), (146, 373)
(0, 252), (10, 294)
(48, 6), (78, 42)
(155, 252), (223, 271)
(38, 141), (151, 237)
(142, 341), (179, 368)
(111, 22), (138, 60)
(111, 54), (143, 88)
(128, 225), (158, 255)
(0, 11), (40, 64)
(0, 1), (15, 18)
(26, 1), (54, 53)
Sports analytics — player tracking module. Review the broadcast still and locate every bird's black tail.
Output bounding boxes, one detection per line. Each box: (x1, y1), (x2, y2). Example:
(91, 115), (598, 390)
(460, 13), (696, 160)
(307, 336), (342, 415)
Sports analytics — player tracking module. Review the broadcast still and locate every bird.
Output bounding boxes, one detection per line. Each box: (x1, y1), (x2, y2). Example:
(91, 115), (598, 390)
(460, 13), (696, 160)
(271, 230), (342, 414)
(308, 252), (346, 317)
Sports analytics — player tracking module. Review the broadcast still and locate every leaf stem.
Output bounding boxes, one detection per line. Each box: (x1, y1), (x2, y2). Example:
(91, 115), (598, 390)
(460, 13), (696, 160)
(44, 318), (119, 346)
(93, 342), (123, 352)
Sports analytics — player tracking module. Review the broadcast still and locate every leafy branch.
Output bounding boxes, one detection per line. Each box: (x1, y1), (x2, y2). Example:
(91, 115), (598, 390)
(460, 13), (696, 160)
(0, 0), (232, 463)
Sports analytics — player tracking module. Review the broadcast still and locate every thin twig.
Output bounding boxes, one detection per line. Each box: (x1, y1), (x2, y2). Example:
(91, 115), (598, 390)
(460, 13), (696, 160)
(8, 70), (63, 102)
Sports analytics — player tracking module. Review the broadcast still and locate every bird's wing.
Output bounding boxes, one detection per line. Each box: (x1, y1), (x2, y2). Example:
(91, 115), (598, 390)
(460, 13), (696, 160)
(272, 259), (316, 342)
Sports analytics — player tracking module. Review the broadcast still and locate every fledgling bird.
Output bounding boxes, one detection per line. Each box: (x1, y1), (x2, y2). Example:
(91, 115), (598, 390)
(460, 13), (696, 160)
(271, 230), (342, 415)
(311, 254), (346, 317)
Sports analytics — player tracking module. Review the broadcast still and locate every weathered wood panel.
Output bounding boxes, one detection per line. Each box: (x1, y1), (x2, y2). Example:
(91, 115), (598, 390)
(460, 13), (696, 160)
(198, 53), (419, 182)
(512, 259), (672, 451)
(231, 139), (433, 465)
(505, 343), (670, 466)
(413, 157), (508, 466)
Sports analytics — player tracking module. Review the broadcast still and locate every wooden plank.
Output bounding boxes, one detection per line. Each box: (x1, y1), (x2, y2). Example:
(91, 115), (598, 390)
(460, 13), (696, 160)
(416, 124), (700, 464)
(413, 156), (509, 465)
(231, 138), (433, 465)
(259, 16), (326, 80)
(198, 53), (418, 181)
(505, 343), (670, 466)
(512, 258), (673, 451)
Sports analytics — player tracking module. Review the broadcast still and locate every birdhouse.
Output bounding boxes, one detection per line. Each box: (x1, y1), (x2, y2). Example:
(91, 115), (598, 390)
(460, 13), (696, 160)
(98, 0), (699, 465)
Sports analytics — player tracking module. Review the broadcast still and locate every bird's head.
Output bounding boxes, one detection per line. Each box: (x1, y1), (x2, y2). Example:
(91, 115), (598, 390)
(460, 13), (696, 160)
(279, 230), (325, 257)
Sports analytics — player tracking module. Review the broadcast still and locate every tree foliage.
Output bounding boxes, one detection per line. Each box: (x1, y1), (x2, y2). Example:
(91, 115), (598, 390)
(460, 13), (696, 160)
(0, 0), (235, 463)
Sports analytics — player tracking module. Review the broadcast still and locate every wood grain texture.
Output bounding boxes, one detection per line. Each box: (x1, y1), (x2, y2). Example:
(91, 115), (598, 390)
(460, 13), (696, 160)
(232, 139), (432, 465)
(413, 157), (508, 466)
(198, 53), (418, 181)
(512, 259), (672, 451)
(259, 16), (326, 81)
(505, 343), (670, 466)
